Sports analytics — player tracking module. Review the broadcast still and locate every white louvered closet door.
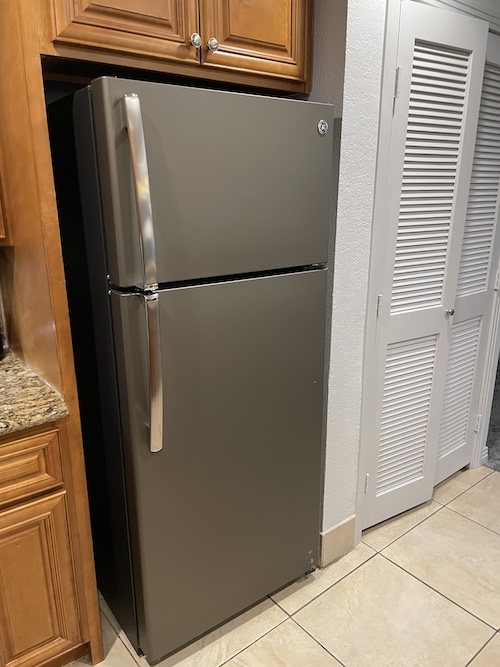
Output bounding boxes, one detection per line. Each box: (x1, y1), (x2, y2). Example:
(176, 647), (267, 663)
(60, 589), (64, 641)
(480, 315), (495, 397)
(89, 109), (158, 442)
(435, 33), (500, 485)
(363, 1), (487, 529)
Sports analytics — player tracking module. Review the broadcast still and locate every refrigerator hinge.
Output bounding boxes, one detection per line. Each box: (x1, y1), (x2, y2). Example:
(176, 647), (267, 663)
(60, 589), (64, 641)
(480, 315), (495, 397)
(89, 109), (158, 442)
(305, 549), (316, 574)
(364, 473), (370, 494)
(474, 414), (482, 433)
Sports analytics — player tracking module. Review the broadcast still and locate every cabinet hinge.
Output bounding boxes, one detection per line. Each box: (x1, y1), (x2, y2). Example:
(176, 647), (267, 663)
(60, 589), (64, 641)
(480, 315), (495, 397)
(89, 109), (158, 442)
(394, 66), (401, 100)
(364, 473), (370, 494)
(495, 267), (500, 291)
(474, 414), (482, 433)
(376, 294), (383, 318)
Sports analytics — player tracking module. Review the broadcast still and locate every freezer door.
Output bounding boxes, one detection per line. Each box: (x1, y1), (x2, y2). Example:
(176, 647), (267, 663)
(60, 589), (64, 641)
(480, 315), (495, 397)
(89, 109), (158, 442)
(110, 269), (326, 661)
(89, 77), (333, 288)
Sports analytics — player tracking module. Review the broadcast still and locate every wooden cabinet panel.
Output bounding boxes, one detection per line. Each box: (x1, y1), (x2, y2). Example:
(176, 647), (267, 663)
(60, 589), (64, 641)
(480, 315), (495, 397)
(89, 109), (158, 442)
(52, 0), (200, 65)
(0, 491), (81, 667)
(200, 0), (312, 85)
(0, 430), (63, 506)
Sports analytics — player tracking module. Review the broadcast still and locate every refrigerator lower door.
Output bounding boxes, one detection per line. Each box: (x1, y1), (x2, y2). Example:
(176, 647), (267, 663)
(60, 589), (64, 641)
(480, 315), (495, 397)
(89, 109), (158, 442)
(110, 269), (327, 662)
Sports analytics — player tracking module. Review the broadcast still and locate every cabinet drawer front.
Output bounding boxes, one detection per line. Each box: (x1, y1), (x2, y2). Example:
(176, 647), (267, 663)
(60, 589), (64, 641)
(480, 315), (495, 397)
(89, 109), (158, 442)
(0, 430), (63, 505)
(0, 491), (81, 667)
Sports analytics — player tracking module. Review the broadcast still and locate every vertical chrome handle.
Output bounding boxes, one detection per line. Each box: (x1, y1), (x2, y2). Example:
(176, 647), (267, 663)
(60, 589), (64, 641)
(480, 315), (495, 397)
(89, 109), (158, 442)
(123, 94), (158, 291)
(145, 293), (163, 453)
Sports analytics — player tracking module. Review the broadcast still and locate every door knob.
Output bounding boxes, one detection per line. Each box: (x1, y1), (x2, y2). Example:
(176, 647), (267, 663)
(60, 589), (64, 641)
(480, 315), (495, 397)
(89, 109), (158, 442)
(446, 308), (455, 316)
(207, 37), (220, 52)
(190, 33), (202, 49)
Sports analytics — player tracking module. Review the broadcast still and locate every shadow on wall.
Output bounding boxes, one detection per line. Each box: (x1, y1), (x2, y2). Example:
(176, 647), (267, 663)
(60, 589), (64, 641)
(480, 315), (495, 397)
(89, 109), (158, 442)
(487, 363), (500, 471)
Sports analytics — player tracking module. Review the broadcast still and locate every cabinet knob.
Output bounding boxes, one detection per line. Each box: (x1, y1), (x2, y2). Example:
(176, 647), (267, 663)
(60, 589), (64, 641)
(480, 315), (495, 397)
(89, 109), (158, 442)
(446, 307), (455, 317)
(190, 33), (202, 49)
(207, 37), (220, 52)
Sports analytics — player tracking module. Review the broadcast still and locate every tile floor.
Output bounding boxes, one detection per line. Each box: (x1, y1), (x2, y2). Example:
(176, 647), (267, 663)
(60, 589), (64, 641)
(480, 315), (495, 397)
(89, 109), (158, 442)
(71, 466), (500, 666)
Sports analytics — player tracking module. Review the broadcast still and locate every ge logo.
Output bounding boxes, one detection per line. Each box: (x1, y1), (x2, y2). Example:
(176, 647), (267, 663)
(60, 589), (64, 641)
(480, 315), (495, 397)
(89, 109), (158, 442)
(317, 119), (329, 136)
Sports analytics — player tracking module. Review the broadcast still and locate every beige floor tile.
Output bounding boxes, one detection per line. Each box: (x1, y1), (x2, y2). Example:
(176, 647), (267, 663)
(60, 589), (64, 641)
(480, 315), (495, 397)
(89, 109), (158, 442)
(67, 614), (137, 667)
(458, 466), (493, 485)
(448, 472), (500, 535)
(294, 555), (493, 667)
(383, 507), (500, 628)
(100, 596), (140, 661)
(223, 619), (343, 667)
(362, 500), (441, 552)
(136, 599), (287, 667)
(433, 474), (472, 505)
(469, 634), (500, 666)
(271, 541), (375, 614)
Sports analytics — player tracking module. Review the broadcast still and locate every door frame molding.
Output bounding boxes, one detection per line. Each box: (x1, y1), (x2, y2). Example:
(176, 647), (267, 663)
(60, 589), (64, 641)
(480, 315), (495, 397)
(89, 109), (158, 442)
(470, 31), (500, 469)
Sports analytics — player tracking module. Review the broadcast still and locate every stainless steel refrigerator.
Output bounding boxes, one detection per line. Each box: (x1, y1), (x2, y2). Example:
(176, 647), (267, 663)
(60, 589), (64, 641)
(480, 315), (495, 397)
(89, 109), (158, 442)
(72, 77), (333, 663)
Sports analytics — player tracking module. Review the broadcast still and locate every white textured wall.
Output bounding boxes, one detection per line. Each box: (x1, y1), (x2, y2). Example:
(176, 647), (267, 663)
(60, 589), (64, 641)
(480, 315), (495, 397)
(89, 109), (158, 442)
(311, 0), (388, 532)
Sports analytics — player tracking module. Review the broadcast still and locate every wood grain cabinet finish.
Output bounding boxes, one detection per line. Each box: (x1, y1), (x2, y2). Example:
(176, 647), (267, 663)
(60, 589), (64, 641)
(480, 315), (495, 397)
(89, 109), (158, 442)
(201, 0), (311, 85)
(48, 0), (312, 90)
(51, 0), (200, 65)
(0, 491), (81, 667)
(0, 431), (63, 507)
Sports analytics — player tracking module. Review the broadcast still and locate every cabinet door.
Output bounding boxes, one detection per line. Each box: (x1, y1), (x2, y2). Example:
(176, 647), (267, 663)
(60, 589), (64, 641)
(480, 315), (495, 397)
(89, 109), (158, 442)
(51, 0), (200, 66)
(200, 0), (312, 86)
(0, 492), (81, 667)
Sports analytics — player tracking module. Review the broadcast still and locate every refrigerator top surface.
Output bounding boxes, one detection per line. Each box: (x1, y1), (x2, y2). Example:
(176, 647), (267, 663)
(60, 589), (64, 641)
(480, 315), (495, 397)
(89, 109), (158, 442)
(86, 76), (334, 288)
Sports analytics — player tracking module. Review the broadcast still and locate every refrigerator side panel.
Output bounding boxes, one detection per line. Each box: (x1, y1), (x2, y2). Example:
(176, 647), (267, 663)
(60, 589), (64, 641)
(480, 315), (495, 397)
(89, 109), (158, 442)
(72, 88), (139, 649)
(110, 269), (327, 662)
(91, 77), (333, 287)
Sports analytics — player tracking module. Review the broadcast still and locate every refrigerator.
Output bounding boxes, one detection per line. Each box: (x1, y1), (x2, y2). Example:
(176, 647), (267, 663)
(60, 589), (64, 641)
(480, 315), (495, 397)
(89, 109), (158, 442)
(71, 77), (333, 663)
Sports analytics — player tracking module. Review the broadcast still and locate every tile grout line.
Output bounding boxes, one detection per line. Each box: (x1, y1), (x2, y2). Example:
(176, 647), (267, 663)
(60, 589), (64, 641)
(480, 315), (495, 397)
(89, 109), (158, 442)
(379, 552), (499, 633)
(362, 502), (445, 553)
(444, 503), (500, 539)
(434, 468), (495, 509)
(217, 617), (290, 667)
(362, 468), (498, 556)
(464, 633), (498, 667)
(289, 616), (348, 667)
(99, 603), (143, 666)
(283, 550), (379, 618)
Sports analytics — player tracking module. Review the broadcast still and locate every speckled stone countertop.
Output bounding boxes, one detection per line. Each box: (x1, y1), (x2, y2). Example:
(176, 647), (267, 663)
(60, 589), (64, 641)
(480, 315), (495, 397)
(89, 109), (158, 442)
(0, 351), (69, 436)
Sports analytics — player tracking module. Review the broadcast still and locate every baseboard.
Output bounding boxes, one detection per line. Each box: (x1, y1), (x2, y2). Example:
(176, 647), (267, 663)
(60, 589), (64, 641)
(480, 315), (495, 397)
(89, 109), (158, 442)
(320, 515), (356, 567)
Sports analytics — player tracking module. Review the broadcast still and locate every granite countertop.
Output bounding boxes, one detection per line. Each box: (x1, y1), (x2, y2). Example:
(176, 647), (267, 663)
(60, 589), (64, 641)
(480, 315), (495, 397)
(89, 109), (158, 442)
(0, 351), (69, 436)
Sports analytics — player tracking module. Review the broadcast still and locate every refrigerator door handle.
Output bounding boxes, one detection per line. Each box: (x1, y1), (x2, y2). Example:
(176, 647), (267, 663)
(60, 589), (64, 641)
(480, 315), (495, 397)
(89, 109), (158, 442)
(123, 94), (158, 291)
(145, 292), (163, 453)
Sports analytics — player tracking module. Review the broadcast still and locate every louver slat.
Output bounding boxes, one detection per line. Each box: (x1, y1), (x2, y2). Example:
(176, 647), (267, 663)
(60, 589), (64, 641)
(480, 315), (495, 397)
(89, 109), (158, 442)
(457, 63), (500, 296)
(438, 318), (481, 458)
(391, 42), (470, 313)
(376, 336), (437, 496)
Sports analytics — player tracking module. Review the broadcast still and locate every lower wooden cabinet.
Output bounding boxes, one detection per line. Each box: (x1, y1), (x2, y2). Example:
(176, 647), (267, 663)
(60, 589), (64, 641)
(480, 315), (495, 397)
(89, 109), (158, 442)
(0, 491), (81, 667)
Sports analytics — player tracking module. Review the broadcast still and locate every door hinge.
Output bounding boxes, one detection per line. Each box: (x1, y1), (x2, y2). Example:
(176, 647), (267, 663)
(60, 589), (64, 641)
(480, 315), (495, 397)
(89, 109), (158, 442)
(364, 473), (370, 494)
(394, 66), (401, 100)
(474, 414), (482, 433)
(495, 267), (500, 291)
(376, 294), (383, 318)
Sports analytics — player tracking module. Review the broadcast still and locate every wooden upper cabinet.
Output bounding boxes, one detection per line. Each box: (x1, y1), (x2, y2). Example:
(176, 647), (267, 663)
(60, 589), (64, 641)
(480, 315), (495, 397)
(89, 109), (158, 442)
(201, 0), (311, 85)
(51, 0), (200, 65)
(46, 0), (312, 91)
